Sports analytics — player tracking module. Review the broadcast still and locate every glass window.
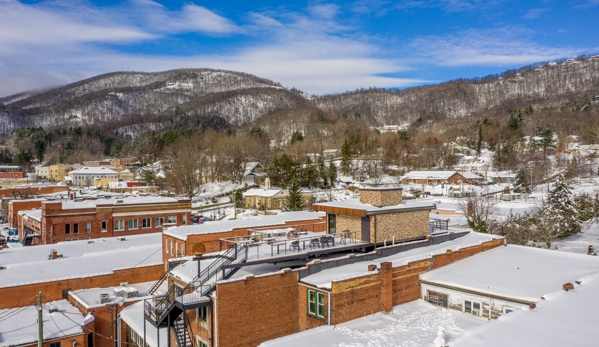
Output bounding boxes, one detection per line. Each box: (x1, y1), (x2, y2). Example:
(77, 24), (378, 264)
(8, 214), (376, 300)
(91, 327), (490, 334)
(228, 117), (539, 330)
(168, 216), (177, 224)
(165, 239), (169, 254)
(155, 217), (163, 227)
(428, 291), (448, 308)
(128, 219), (138, 229)
(464, 300), (481, 315)
(328, 214), (336, 234)
(197, 306), (208, 321)
(86, 222), (91, 233)
(65, 224), (70, 234)
(307, 289), (325, 318)
(114, 220), (124, 231)
(50, 343), (61, 347)
(73, 223), (79, 234)
(142, 218), (151, 228)
(101, 221), (107, 232)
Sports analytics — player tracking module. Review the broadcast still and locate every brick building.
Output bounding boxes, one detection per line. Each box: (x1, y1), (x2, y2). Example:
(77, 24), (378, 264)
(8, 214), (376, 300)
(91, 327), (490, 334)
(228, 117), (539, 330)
(111, 157), (136, 167)
(132, 231), (504, 347)
(13, 196), (191, 245)
(312, 187), (435, 244)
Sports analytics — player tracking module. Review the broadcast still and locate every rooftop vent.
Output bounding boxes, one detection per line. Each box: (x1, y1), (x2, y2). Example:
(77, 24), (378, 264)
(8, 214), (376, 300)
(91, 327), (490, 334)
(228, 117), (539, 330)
(46, 303), (59, 313)
(99, 293), (109, 304)
(116, 200), (123, 204)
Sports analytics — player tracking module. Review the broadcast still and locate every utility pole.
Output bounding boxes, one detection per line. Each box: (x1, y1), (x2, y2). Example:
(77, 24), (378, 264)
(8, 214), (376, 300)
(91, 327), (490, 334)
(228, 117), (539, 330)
(37, 292), (43, 347)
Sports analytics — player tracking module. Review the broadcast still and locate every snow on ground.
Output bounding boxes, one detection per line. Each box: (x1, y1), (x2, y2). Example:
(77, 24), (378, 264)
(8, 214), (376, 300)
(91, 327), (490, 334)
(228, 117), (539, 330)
(260, 300), (485, 347)
(554, 221), (599, 255)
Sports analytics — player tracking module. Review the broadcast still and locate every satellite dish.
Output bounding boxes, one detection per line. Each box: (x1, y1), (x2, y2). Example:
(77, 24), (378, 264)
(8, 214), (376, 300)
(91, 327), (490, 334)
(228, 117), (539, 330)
(192, 243), (206, 258)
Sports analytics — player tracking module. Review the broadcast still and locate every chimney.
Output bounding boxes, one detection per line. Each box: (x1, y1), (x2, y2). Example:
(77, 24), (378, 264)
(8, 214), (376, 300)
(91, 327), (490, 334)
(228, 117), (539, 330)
(563, 283), (574, 291)
(51, 249), (58, 260)
(380, 262), (393, 313)
(264, 177), (271, 190)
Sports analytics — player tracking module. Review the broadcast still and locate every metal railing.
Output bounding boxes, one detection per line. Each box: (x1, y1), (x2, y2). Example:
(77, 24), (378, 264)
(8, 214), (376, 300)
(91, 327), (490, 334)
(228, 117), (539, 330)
(144, 244), (248, 324)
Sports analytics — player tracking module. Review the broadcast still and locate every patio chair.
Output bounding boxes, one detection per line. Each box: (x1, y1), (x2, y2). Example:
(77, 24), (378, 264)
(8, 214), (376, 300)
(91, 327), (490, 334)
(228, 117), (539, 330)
(310, 238), (320, 249)
(327, 236), (335, 246)
(319, 236), (329, 248)
(290, 240), (300, 252)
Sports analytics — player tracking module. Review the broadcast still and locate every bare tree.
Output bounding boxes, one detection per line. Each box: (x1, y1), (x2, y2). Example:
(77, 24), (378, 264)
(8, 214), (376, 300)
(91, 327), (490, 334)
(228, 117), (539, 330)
(163, 136), (206, 199)
(364, 158), (385, 186)
(456, 194), (498, 233)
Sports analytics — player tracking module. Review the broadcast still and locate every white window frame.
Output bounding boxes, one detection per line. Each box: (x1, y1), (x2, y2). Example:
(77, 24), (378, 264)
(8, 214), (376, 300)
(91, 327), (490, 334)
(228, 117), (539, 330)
(86, 222), (91, 233)
(142, 218), (151, 229)
(114, 219), (124, 231)
(101, 220), (107, 232)
(155, 217), (164, 227)
(464, 300), (482, 316)
(165, 239), (169, 254)
(168, 216), (177, 224)
(195, 336), (208, 347)
(128, 219), (138, 230)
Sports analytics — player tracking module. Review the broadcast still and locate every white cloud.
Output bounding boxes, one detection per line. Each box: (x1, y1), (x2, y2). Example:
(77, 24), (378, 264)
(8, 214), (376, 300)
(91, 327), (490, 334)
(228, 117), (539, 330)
(523, 8), (548, 19)
(408, 28), (584, 67)
(575, 0), (599, 9)
(308, 4), (340, 18)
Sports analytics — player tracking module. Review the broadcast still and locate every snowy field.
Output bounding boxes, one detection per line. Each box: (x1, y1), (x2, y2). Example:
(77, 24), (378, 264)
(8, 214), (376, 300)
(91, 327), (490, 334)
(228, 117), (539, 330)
(260, 300), (485, 347)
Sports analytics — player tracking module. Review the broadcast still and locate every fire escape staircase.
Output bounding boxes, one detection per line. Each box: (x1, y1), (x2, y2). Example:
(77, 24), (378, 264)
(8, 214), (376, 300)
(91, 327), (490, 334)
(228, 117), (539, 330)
(144, 244), (247, 346)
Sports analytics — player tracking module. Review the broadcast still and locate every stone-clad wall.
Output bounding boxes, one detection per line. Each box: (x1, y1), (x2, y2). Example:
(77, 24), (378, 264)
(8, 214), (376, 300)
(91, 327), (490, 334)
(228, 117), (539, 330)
(336, 214), (361, 234)
(359, 189), (402, 206)
(370, 209), (430, 243)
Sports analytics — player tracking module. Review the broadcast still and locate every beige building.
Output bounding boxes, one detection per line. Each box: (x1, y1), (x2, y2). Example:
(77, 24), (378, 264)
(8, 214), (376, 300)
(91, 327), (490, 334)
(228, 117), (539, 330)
(312, 187), (435, 244)
(34, 166), (49, 180)
(243, 187), (313, 210)
(49, 164), (71, 182)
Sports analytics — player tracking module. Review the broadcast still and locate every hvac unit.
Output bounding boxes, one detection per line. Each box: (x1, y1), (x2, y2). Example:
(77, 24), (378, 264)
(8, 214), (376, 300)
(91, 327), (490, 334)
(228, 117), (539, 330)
(113, 287), (125, 298)
(99, 293), (110, 304)
(125, 287), (139, 298)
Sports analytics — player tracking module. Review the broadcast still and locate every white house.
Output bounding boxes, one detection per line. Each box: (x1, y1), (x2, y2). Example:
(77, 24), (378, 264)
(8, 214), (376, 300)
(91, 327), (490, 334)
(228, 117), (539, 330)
(420, 245), (599, 320)
(67, 166), (119, 186)
(34, 166), (50, 180)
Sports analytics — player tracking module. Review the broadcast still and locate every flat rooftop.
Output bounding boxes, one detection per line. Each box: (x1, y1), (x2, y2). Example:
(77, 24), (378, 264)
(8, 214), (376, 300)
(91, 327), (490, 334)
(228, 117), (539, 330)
(452, 273), (599, 347)
(259, 299), (485, 347)
(0, 300), (86, 347)
(59, 196), (181, 210)
(301, 232), (502, 289)
(312, 198), (435, 215)
(421, 245), (599, 302)
(164, 211), (325, 241)
(69, 280), (168, 309)
(0, 234), (162, 288)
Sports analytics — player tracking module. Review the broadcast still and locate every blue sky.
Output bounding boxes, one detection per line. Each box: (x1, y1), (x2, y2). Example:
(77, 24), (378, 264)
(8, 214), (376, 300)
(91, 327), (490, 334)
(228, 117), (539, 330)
(0, 0), (598, 96)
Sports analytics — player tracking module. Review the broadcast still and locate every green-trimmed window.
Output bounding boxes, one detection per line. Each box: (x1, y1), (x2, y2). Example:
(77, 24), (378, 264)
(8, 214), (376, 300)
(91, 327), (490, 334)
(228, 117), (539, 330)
(307, 289), (325, 318)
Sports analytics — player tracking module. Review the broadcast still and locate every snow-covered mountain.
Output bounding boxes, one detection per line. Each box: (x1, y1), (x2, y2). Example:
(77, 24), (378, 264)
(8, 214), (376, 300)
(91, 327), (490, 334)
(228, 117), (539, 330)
(1, 56), (598, 134)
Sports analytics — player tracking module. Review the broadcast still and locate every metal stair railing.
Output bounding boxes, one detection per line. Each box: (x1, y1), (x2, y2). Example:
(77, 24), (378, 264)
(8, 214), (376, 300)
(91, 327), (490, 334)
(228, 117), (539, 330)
(145, 244), (248, 324)
(172, 318), (193, 347)
(147, 270), (170, 295)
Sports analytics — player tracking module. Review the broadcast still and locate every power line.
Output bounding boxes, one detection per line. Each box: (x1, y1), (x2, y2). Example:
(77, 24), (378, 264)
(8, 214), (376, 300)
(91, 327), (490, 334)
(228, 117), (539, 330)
(0, 322), (37, 334)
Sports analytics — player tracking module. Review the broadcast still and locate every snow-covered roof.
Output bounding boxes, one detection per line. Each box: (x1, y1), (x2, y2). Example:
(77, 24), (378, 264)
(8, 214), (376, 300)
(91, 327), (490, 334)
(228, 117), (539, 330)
(0, 300), (85, 347)
(421, 245), (599, 303)
(243, 188), (284, 197)
(164, 211), (325, 241)
(19, 208), (42, 221)
(0, 234), (162, 288)
(452, 273), (599, 347)
(58, 196), (180, 210)
(108, 181), (129, 189)
(69, 281), (166, 309)
(259, 299), (484, 347)
(301, 232), (502, 289)
(68, 166), (118, 175)
(120, 301), (168, 347)
(312, 198), (435, 215)
(403, 171), (458, 179)
(243, 162), (261, 177)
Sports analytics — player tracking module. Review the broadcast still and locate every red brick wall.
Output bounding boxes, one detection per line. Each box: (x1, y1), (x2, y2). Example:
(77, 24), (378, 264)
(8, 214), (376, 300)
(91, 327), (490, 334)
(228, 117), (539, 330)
(330, 273), (381, 324)
(0, 172), (24, 178)
(9, 199), (43, 228)
(0, 264), (163, 309)
(215, 269), (299, 347)
(0, 185), (68, 198)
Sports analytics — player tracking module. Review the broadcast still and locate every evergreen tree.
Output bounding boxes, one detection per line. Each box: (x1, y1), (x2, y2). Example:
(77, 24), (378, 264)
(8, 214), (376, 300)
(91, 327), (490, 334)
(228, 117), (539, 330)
(513, 167), (530, 193)
(328, 161), (337, 187)
(340, 139), (352, 176)
(317, 156), (328, 188)
(285, 180), (305, 211)
(543, 174), (581, 238)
